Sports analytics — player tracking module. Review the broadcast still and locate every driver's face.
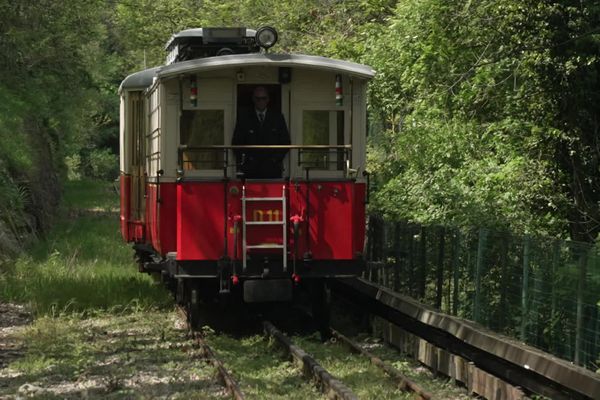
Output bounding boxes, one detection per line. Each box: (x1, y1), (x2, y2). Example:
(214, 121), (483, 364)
(253, 88), (269, 111)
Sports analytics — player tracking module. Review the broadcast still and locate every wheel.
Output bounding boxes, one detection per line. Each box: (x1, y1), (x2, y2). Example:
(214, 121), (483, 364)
(189, 288), (201, 329)
(311, 280), (331, 341)
(176, 278), (186, 305)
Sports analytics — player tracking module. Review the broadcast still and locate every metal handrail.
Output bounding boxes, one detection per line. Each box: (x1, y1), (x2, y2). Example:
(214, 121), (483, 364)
(178, 144), (351, 150)
(178, 144), (354, 178)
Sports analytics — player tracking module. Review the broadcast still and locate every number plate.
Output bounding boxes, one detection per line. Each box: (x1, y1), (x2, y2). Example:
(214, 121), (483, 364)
(243, 279), (292, 303)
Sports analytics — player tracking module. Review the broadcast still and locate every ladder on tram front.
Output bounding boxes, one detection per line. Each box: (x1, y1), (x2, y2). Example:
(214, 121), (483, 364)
(241, 185), (287, 271)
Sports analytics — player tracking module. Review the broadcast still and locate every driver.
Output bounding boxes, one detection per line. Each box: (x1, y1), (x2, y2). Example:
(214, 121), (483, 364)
(232, 86), (290, 179)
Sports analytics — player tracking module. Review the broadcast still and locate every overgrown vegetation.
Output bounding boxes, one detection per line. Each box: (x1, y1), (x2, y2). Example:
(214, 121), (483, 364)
(203, 328), (469, 399)
(0, 0), (119, 260)
(2, 311), (226, 399)
(363, 1), (600, 241)
(0, 180), (171, 315)
(293, 334), (468, 399)
(204, 330), (322, 399)
(0, 180), (200, 398)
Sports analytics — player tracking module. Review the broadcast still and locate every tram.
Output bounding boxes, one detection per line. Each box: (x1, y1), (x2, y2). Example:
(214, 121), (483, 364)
(119, 27), (374, 326)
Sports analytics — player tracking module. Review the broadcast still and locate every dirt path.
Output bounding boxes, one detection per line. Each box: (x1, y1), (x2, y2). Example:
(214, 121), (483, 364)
(0, 303), (30, 370)
(0, 308), (228, 399)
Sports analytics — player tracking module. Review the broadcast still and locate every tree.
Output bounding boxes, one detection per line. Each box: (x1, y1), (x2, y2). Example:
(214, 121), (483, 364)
(364, 0), (600, 240)
(0, 0), (109, 253)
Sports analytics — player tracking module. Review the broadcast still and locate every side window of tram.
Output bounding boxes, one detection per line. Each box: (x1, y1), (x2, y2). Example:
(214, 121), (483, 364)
(180, 110), (224, 170)
(302, 110), (344, 170)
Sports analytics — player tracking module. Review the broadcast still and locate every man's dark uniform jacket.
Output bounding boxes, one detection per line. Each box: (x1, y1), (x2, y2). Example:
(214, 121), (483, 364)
(232, 108), (291, 179)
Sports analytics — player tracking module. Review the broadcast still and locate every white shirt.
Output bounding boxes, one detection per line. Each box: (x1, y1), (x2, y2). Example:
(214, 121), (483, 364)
(255, 109), (266, 122)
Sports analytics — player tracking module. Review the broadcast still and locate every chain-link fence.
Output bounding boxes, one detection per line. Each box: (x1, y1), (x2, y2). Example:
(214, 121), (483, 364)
(364, 216), (600, 371)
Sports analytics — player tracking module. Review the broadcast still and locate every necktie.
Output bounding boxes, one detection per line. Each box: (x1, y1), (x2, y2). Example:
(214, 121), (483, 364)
(258, 112), (264, 123)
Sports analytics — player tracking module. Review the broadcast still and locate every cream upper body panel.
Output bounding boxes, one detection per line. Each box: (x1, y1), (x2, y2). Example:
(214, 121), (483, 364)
(120, 54), (373, 182)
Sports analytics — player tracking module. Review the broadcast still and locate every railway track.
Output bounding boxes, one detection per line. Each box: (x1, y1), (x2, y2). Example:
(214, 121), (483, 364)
(263, 319), (456, 400)
(193, 330), (246, 400)
(263, 320), (358, 400)
(330, 329), (433, 400)
(168, 276), (600, 400)
(178, 280), (599, 400)
(177, 300), (462, 399)
(177, 305), (246, 399)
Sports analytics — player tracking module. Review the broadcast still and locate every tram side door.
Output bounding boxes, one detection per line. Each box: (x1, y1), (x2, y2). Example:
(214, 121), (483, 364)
(129, 91), (146, 221)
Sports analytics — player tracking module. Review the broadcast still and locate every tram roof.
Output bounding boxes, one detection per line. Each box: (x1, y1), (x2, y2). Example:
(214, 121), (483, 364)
(119, 53), (374, 93)
(159, 53), (375, 80)
(119, 67), (161, 92)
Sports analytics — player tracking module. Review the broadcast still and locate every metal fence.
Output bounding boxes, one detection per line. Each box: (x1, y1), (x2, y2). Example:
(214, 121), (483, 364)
(364, 216), (600, 371)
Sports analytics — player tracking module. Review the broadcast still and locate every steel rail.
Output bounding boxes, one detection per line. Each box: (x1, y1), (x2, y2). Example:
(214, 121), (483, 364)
(263, 321), (358, 400)
(331, 329), (434, 400)
(193, 331), (246, 400)
(177, 306), (245, 400)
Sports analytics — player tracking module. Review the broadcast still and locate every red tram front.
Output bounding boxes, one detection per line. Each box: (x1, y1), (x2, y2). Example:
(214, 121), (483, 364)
(118, 27), (374, 318)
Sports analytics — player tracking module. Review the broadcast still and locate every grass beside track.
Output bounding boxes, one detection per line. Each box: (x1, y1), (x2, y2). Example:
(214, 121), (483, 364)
(204, 330), (323, 399)
(3, 310), (227, 399)
(294, 333), (410, 400)
(294, 333), (470, 399)
(0, 180), (171, 315)
(0, 180), (218, 399)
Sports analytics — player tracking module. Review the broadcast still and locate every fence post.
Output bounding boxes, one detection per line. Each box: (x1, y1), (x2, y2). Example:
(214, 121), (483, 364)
(408, 229), (415, 297)
(435, 226), (445, 310)
(393, 222), (401, 291)
(520, 236), (531, 342)
(382, 223), (388, 287)
(452, 229), (460, 315)
(532, 241), (543, 347)
(418, 225), (427, 299)
(574, 247), (588, 366)
(550, 240), (560, 353)
(473, 228), (487, 323)
(498, 237), (509, 330)
(371, 217), (384, 283)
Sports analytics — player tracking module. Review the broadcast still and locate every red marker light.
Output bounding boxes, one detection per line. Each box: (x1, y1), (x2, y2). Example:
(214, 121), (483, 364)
(335, 74), (343, 106)
(190, 76), (197, 107)
(231, 275), (239, 285)
(290, 214), (303, 224)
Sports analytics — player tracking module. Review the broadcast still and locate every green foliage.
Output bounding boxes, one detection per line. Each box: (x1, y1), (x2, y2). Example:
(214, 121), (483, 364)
(3, 311), (217, 398)
(369, 114), (566, 235)
(0, 170), (31, 262)
(205, 332), (321, 399)
(0, 180), (169, 315)
(62, 179), (119, 212)
(89, 148), (119, 180)
(0, 0), (116, 256)
(65, 154), (82, 181)
(363, 0), (600, 238)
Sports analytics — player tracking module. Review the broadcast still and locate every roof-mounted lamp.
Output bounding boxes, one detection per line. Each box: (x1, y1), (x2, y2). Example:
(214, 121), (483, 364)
(255, 26), (278, 51)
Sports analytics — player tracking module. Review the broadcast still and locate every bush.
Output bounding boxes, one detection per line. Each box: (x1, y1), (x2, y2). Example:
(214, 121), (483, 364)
(88, 149), (118, 181)
(65, 154), (82, 181)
